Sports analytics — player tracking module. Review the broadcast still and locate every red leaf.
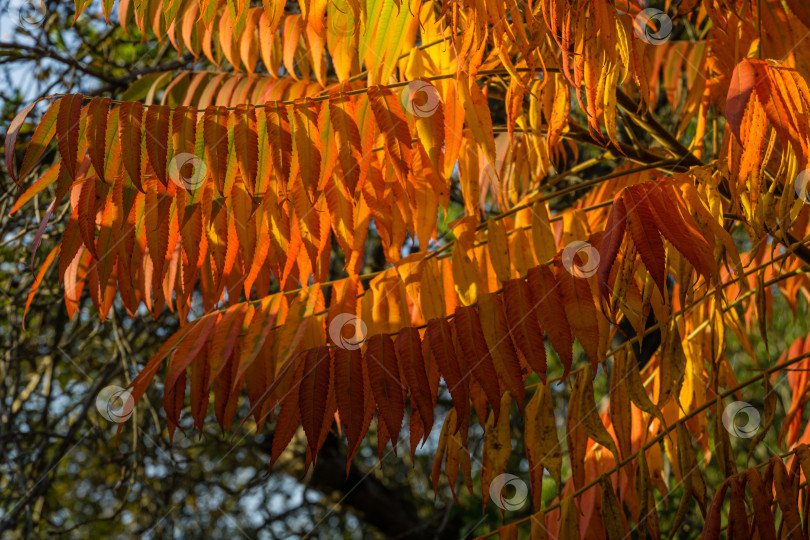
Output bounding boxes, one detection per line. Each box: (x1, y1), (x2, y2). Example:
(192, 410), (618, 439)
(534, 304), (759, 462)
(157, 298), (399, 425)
(126, 314), (213, 416)
(86, 98), (111, 183)
(452, 305), (503, 419)
(166, 314), (219, 391)
(118, 101), (144, 192)
(334, 347), (367, 466)
(264, 100), (292, 194)
(426, 318), (469, 430)
(76, 177), (99, 258)
(396, 327), (435, 438)
(477, 292), (526, 415)
(364, 334), (405, 444)
(771, 458), (803, 540)
(526, 265), (574, 377)
(597, 192), (627, 300)
(649, 181), (717, 283)
(189, 343), (211, 432)
(502, 278), (547, 379)
(144, 104), (170, 186)
(554, 259), (600, 369)
(743, 468), (777, 540)
(622, 185), (666, 297)
(700, 479), (730, 540)
(299, 346), (333, 460)
(270, 360), (305, 468)
(56, 94), (83, 182)
(163, 359), (186, 444)
(208, 303), (249, 381)
(728, 477), (751, 540)
(214, 352), (241, 433)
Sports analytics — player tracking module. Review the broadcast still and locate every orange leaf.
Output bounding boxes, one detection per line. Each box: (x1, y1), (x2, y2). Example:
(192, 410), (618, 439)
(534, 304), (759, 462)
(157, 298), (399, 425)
(204, 106), (230, 194)
(324, 173), (355, 257)
(368, 85), (412, 182)
(23, 245), (60, 328)
(6, 96), (49, 186)
(487, 219), (512, 283)
(171, 105), (197, 159)
(264, 101), (292, 193)
(291, 98), (322, 201)
(329, 91), (362, 195)
(233, 104), (259, 193)
(166, 315), (219, 391)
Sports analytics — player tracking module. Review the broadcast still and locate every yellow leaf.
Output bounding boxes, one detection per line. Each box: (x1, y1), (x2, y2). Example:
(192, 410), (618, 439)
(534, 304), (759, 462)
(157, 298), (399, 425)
(458, 72), (497, 171)
(531, 200), (557, 263)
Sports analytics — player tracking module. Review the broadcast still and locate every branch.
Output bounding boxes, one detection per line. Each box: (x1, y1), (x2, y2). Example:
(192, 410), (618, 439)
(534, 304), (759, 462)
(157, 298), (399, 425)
(0, 41), (119, 85)
(86, 53), (197, 96)
(615, 89), (810, 267)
